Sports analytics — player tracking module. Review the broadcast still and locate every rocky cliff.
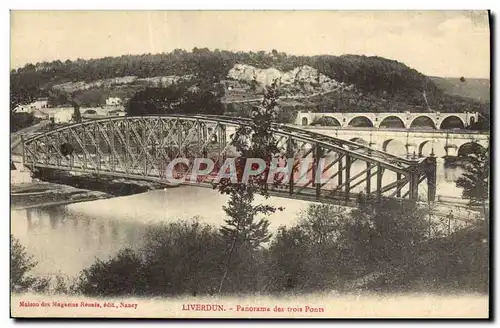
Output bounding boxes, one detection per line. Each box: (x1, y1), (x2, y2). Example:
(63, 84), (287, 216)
(52, 75), (194, 93)
(227, 64), (355, 94)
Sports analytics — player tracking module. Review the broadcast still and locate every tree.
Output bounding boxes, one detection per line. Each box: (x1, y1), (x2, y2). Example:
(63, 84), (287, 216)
(266, 204), (350, 293)
(47, 89), (70, 107)
(220, 185), (273, 249)
(297, 204), (348, 247)
(71, 100), (82, 123)
(74, 89), (106, 107)
(338, 197), (434, 291)
(11, 235), (49, 293)
(76, 248), (147, 297)
(126, 81), (224, 116)
(216, 79), (283, 294)
(179, 83), (224, 115)
(456, 144), (490, 220)
(10, 66), (41, 113)
(126, 86), (186, 116)
(11, 112), (39, 133)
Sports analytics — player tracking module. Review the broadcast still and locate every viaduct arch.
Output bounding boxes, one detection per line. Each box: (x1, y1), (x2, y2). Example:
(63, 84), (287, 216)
(296, 111), (479, 130)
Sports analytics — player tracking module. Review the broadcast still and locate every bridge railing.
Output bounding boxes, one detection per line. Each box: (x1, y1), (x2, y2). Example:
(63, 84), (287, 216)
(298, 125), (490, 134)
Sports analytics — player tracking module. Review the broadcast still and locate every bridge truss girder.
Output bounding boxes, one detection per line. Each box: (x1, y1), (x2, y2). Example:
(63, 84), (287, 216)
(22, 115), (437, 205)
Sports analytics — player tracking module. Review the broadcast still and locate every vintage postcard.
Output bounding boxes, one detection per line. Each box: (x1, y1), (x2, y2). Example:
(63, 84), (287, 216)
(10, 10), (490, 319)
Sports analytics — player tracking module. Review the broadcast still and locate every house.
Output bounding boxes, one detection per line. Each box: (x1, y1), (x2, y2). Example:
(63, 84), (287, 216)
(32, 98), (49, 109)
(14, 98), (49, 113)
(14, 105), (31, 113)
(106, 97), (122, 106)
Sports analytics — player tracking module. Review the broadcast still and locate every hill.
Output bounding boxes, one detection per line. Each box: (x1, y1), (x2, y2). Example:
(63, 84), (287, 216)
(10, 49), (490, 122)
(430, 76), (490, 103)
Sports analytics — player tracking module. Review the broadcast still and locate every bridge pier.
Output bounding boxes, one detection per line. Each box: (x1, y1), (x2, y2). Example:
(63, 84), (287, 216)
(376, 164), (384, 202)
(409, 172), (419, 200)
(445, 145), (458, 157)
(366, 162), (371, 193)
(425, 156), (437, 202)
(345, 155), (351, 203)
(406, 143), (418, 160)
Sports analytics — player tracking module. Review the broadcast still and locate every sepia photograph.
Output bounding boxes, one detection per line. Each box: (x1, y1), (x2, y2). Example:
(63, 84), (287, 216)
(9, 10), (490, 319)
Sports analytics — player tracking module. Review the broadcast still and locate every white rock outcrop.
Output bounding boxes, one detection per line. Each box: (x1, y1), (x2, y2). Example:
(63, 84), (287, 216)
(227, 64), (354, 94)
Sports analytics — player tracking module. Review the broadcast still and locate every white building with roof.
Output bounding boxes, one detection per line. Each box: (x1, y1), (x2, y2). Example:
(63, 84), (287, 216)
(105, 97), (122, 106)
(14, 98), (49, 113)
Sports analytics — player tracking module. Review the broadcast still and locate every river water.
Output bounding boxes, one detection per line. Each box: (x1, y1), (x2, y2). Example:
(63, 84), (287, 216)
(11, 159), (465, 279)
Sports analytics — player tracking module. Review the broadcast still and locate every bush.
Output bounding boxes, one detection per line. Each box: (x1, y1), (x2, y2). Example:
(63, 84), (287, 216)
(11, 112), (40, 133)
(11, 235), (50, 293)
(73, 202), (489, 296)
(126, 82), (224, 116)
(75, 248), (147, 297)
(140, 219), (226, 296)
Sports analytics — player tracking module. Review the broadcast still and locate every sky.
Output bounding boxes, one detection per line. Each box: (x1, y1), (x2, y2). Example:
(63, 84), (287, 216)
(10, 10), (490, 78)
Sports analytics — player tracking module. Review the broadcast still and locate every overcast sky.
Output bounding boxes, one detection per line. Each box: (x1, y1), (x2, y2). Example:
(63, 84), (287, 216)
(10, 10), (490, 78)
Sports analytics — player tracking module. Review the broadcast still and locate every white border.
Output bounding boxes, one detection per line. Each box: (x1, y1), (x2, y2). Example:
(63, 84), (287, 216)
(2, 1), (498, 327)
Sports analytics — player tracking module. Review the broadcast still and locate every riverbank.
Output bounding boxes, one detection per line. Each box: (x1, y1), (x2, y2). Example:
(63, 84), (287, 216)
(11, 181), (113, 210)
(31, 168), (176, 197)
(11, 167), (180, 210)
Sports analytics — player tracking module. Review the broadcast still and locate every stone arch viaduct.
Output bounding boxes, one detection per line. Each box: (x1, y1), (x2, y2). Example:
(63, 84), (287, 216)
(296, 111), (480, 130)
(299, 126), (489, 159)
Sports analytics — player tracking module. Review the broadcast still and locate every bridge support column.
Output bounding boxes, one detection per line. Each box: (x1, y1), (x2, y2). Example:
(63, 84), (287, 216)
(345, 155), (351, 203)
(110, 129), (115, 172)
(125, 123), (130, 173)
(287, 138), (294, 196)
(20, 135), (25, 170)
(338, 155), (343, 186)
(95, 125), (101, 171)
(396, 173), (402, 197)
(426, 156), (437, 202)
(313, 144), (322, 198)
(376, 164), (384, 202)
(366, 162), (371, 193)
(409, 171), (419, 200)
(220, 125), (227, 149)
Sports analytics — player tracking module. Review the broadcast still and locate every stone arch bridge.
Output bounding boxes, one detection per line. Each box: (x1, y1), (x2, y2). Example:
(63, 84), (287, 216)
(296, 111), (480, 130)
(21, 115), (437, 206)
(300, 126), (490, 159)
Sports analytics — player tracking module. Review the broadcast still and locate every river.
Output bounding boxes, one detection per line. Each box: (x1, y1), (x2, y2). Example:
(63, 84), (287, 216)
(11, 159), (465, 279)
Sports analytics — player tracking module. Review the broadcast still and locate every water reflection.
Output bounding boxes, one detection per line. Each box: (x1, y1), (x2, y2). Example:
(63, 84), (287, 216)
(11, 206), (149, 277)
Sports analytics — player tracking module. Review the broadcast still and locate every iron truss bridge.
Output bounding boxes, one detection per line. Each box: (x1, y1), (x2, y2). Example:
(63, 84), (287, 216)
(22, 115), (437, 206)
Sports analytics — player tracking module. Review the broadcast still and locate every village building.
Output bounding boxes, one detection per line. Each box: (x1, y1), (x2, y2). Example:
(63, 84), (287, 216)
(14, 98), (49, 113)
(105, 97), (122, 106)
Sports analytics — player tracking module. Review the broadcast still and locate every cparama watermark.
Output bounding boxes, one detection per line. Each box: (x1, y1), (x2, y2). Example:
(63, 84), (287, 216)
(164, 157), (337, 186)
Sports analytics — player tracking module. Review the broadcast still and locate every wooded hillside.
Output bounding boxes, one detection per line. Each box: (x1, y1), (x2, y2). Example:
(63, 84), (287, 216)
(10, 48), (490, 118)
